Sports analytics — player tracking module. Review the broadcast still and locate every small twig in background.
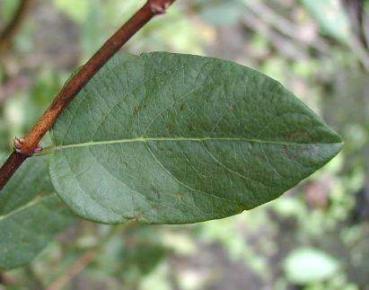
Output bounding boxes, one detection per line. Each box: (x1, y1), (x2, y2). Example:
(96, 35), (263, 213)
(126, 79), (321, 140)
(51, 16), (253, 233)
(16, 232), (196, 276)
(347, 34), (369, 71)
(340, 0), (369, 71)
(341, 0), (368, 49)
(244, 1), (330, 55)
(0, 0), (177, 191)
(0, 0), (35, 56)
(46, 250), (97, 290)
(242, 10), (309, 61)
(46, 223), (136, 290)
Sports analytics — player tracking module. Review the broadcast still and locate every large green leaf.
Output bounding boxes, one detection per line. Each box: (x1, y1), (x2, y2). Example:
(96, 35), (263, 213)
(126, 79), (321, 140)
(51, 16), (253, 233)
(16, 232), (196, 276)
(49, 52), (342, 224)
(0, 156), (75, 270)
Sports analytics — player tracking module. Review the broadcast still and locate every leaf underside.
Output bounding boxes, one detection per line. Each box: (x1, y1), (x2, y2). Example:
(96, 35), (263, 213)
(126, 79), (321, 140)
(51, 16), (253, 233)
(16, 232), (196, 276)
(49, 52), (342, 224)
(0, 157), (75, 270)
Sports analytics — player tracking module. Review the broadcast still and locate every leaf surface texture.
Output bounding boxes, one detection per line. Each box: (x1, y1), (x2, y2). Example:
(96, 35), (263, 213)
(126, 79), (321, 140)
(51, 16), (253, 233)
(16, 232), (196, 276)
(50, 53), (342, 224)
(0, 157), (74, 270)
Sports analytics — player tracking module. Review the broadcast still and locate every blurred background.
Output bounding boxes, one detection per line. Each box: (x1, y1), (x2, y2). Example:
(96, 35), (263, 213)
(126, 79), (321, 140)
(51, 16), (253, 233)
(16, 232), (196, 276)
(0, 0), (369, 289)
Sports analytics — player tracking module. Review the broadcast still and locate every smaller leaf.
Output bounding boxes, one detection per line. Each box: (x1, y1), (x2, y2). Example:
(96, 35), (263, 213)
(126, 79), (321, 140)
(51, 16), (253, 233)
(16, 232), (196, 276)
(0, 194), (75, 270)
(0, 156), (53, 215)
(0, 156), (75, 270)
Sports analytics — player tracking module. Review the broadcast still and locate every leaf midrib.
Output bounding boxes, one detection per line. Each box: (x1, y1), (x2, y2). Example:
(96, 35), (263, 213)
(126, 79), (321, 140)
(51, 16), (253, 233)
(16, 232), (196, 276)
(47, 136), (341, 153)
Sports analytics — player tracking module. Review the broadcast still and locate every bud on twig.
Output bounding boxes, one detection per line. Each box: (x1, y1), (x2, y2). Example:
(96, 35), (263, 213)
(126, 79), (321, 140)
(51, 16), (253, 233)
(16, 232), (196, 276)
(148, 0), (175, 15)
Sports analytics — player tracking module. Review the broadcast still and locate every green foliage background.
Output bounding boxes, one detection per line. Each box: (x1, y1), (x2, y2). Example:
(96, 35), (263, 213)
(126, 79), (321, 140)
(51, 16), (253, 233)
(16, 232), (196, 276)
(0, 0), (368, 289)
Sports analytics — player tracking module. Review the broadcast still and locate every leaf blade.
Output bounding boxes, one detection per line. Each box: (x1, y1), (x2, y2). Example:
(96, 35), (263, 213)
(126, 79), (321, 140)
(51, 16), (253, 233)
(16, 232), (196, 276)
(0, 155), (54, 215)
(50, 52), (342, 224)
(0, 156), (75, 270)
(0, 194), (75, 270)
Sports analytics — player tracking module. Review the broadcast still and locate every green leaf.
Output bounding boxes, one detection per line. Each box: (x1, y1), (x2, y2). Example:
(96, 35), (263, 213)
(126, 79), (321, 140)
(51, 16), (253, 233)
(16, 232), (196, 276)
(0, 156), (53, 215)
(0, 156), (75, 270)
(49, 52), (342, 224)
(284, 248), (340, 284)
(0, 194), (75, 270)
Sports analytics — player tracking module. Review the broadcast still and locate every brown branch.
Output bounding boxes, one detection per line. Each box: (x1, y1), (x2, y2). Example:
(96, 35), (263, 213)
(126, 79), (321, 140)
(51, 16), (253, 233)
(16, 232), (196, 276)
(0, 0), (35, 56)
(0, 153), (28, 191)
(0, 0), (176, 190)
